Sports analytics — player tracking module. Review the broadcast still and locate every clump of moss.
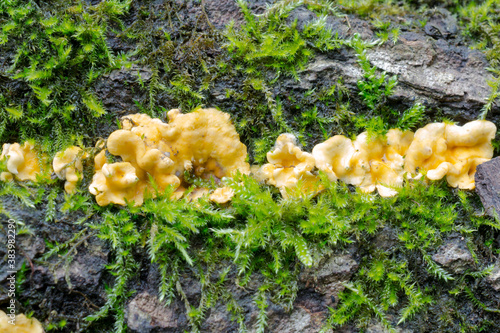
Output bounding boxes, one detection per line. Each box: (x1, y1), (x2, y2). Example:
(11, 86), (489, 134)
(0, 0), (134, 152)
(2, 0), (500, 332)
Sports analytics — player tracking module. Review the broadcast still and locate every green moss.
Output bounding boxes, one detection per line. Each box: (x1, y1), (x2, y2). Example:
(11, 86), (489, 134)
(0, 0), (133, 150)
(2, 0), (500, 332)
(454, 0), (500, 120)
(336, 0), (410, 17)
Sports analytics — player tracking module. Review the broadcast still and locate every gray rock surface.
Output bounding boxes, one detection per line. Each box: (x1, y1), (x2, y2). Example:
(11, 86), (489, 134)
(204, 0), (272, 29)
(315, 253), (359, 282)
(366, 322), (413, 333)
(486, 263), (500, 291)
(95, 5), (499, 133)
(423, 8), (459, 39)
(475, 157), (500, 218)
(124, 251), (358, 333)
(201, 302), (241, 333)
(367, 35), (491, 121)
(95, 64), (152, 116)
(432, 237), (474, 274)
(28, 234), (108, 310)
(284, 7), (498, 123)
(0, 192), (110, 331)
(127, 291), (186, 333)
(0, 196), (46, 284)
(263, 299), (325, 333)
(300, 249), (358, 308)
(373, 226), (399, 251)
(52, 239), (108, 288)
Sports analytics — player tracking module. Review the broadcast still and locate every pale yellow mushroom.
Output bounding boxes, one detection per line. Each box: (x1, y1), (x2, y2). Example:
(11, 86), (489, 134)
(188, 187), (210, 201)
(106, 129), (179, 190)
(209, 187), (235, 204)
(405, 120), (496, 189)
(94, 150), (107, 170)
(89, 109), (249, 206)
(89, 162), (147, 206)
(161, 108), (250, 180)
(87, 112), (496, 204)
(0, 142), (47, 181)
(313, 129), (414, 197)
(259, 134), (320, 197)
(0, 172), (13, 182)
(0, 310), (43, 333)
(53, 146), (87, 193)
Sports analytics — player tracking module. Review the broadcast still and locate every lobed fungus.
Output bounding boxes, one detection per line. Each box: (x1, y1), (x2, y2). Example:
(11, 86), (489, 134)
(161, 108), (250, 180)
(0, 310), (43, 333)
(404, 120), (496, 189)
(313, 129), (414, 197)
(106, 129), (180, 191)
(53, 146), (88, 194)
(89, 159), (148, 206)
(88, 121), (178, 206)
(0, 142), (47, 182)
(0, 171), (13, 182)
(209, 186), (235, 204)
(88, 114), (496, 204)
(89, 108), (249, 206)
(258, 134), (320, 197)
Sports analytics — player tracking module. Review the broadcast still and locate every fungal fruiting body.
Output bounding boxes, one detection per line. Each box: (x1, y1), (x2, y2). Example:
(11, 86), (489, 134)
(313, 129), (414, 197)
(89, 133), (176, 206)
(0, 115), (495, 203)
(0, 142), (46, 182)
(88, 115), (496, 205)
(209, 186), (235, 204)
(89, 108), (250, 206)
(53, 146), (88, 194)
(89, 155), (149, 206)
(404, 120), (497, 189)
(161, 108), (250, 194)
(258, 134), (320, 197)
(0, 310), (43, 333)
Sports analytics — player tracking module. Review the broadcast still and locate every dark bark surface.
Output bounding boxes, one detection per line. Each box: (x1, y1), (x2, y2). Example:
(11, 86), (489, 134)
(94, 4), (500, 142)
(1, 1), (500, 333)
(476, 157), (500, 218)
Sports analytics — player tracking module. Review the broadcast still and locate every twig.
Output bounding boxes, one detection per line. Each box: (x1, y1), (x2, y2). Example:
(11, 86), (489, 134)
(201, 0), (215, 31)
(16, 244), (35, 279)
(69, 289), (100, 310)
(53, 231), (94, 269)
(345, 15), (351, 29)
